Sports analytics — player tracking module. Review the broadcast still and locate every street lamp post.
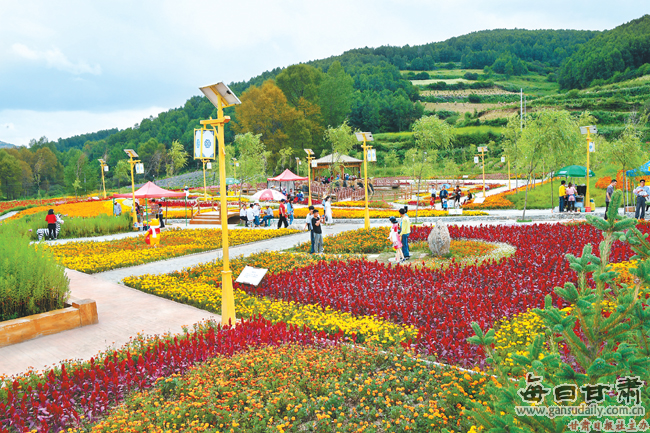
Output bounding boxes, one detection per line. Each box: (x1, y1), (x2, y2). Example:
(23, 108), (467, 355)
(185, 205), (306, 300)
(476, 146), (488, 198)
(501, 155), (511, 191)
(124, 149), (142, 230)
(199, 82), (241, 327)
(98, 159), (108, 199)
(580, 126), (597, 212)
(356, 132), (375, 230)
(304, 149), (315, 206)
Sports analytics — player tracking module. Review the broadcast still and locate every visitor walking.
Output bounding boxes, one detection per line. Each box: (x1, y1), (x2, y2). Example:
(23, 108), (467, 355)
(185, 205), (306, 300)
(440, 188), (448, 211)
(246, 204), (255, 228)
(305, 205), (315, 253)
(454, 186), (462, 207)
(135, 201), (143, 224)
(312, 209), (323, 253)
(253, 202), (261, 227)
(277, 199), (289, 228)
(388, 216), (404, 263)
(634, 179), (650, 220)
(558, 180), (567, 213)
(287, 199), (294, 225)
(113, 200), (122, 216)
(565, 182), (577, 212)
(45, 209), (57, 240)
(605, 179), (617, 220)
(323, 196), (333, 225)
(399, 207), (411, 260)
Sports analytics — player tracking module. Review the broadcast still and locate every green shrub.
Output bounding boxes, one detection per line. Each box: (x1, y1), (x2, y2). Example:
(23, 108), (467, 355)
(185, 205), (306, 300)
(0, 228), (69, 321)
(11, 212), (132, 240)
(468, 191), (650, 432)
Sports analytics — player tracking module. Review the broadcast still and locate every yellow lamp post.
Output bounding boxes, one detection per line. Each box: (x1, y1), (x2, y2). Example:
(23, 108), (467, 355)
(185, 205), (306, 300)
(501, 155), (511, 191)
(304, 149), (315, 206)
(124, 149), (142, 230)
(580, 125), (597, 212)
(199, 82), (241, 327)
(98, 158), (108, 199)
(476, 146), (488, 198)
(356, 132), (375, 230)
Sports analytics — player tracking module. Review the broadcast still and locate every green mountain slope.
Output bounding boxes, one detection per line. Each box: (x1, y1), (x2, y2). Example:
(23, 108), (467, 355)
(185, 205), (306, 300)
(558, 14), (650, 89)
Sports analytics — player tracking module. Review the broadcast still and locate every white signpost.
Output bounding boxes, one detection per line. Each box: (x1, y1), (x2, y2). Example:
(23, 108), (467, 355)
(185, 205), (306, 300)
(235, 266), (268, 287)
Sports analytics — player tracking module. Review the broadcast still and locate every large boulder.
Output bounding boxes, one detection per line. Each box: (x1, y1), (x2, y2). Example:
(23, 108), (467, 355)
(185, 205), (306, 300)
(427, 221), (451, 256)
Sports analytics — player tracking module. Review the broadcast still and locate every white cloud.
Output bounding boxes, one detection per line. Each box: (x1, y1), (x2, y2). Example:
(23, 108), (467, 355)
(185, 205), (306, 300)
(0, 107), (166, 146)
(11, 43), (101, 75)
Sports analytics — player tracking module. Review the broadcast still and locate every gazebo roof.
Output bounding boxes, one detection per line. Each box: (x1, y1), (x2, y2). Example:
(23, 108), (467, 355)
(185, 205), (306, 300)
(312, 152), (363, 165)
(267, 169), (308, 181)
(113, 181), (186, 199)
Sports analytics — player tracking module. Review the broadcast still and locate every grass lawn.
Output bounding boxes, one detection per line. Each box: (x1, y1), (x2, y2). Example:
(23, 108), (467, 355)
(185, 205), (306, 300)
(506, 176), (634, 210)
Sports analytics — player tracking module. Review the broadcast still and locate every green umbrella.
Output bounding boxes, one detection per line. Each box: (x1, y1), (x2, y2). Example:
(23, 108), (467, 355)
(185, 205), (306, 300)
(225, 178), (241, 185)
(555, 165), (595, 177)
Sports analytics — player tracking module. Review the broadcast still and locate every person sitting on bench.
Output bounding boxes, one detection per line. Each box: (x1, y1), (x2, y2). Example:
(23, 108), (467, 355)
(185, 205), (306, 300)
(261, 205), (274, 227)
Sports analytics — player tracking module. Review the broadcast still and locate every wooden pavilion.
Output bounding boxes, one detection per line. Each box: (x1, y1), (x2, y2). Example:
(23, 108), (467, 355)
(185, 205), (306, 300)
(311, 153), (363, 179)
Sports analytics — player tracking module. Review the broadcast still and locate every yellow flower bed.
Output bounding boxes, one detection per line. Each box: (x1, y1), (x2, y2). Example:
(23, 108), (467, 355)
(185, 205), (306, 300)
(46, 228), (300, 273)
(124, 253), (418, 346)
(9, 200), (113, 220)
(290, 208), (488, 218)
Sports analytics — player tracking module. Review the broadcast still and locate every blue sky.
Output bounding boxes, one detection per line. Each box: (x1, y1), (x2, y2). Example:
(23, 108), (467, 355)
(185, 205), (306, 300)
(0, 0), (646, 146)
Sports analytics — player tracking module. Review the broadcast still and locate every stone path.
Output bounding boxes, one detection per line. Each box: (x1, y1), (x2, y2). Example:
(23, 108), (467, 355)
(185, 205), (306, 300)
(0, 270), (220, 377)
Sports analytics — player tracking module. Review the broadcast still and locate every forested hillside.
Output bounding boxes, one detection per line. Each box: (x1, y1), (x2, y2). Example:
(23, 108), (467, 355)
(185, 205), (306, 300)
(558, 15), (650, 89)
(0, 18), (648, 200)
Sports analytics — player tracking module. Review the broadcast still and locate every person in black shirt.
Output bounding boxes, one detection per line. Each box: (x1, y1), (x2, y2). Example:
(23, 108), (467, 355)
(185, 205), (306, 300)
(312, 209), (323, 253)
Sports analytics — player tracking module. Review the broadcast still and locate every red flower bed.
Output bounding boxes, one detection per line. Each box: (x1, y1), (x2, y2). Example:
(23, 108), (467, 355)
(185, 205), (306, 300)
(0, 317), (345, 433)
(237, 223), (641, 367)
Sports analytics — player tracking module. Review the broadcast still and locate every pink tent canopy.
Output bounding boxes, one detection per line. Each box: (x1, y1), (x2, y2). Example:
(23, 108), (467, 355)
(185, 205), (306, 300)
(267, 169), (308, 182)
(113, 181), (186, 198)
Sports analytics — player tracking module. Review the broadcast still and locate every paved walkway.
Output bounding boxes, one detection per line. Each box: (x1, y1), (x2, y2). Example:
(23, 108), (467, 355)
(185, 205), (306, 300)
(0, 270), (220, 377)
(95, 223), (375, 283)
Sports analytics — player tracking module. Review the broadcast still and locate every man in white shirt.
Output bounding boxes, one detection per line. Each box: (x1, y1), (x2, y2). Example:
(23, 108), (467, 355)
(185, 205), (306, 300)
(634, 179), (650, 220)
(253, 203), (261, 227)
(305, 205), (314, 253)
(246, 204), (255, 228)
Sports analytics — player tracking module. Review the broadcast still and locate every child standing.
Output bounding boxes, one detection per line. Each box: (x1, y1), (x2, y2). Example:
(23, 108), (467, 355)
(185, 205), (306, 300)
(388, 216), (404, 263)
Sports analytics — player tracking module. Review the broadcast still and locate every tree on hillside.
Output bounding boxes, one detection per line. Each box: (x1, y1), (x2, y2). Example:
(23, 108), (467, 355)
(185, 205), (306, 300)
(602, 112), (648, 206)
(323, 122), (357, 193)
(113, 160), (130, 189)
(234, 81), (302, 171)
(166, 140), (188, 178)
(319, 61), (355, 128)
(504, 110), (581, 220)
(0, 150), (21, 199)
(275, 64), (323, 107)
(234, 133), (267, 206)
(411, 115), (453, 220)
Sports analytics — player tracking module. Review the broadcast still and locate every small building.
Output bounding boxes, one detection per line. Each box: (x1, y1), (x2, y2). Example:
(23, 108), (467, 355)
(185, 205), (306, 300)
(311, 152), (363, 179)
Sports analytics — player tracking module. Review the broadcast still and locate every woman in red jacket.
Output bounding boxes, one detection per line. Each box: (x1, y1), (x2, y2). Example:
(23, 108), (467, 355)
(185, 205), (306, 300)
(45, 209), (57, 239)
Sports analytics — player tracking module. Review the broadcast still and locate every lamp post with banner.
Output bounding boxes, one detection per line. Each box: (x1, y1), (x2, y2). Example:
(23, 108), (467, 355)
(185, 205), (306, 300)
(193, 127), (216, 203)
(580, 125), (597, 212)
(304, 149), (315, 206)
(124, 149), (142, 230)
(98, 159), (108, 199)
(198, 82), (241, 327)
(356, 132), (374, 230)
